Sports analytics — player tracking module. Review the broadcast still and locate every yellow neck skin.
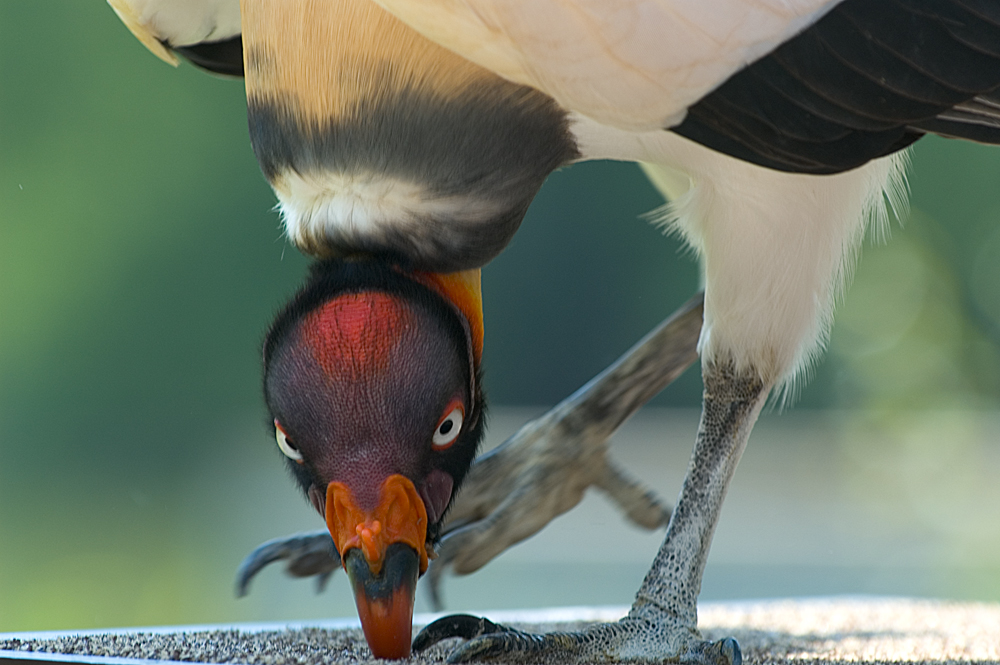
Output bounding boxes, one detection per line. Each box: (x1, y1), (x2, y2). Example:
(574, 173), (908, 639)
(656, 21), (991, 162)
(412, 269), (483, 365)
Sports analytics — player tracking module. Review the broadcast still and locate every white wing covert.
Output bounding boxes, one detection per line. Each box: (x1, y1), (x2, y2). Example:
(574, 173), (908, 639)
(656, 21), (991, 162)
(108, 0), (241, 72)
(374, 0), (843, 131)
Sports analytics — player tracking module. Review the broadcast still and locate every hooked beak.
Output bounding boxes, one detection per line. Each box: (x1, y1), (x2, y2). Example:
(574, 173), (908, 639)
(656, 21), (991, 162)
(343, 545), (419, 659)
(326, 475), (429, 659)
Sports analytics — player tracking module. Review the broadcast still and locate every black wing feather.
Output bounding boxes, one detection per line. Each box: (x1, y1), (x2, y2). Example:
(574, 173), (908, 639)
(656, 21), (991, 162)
(773, 28), (948, 122)
(745, 57), (902, 131)
(953, 0), (1000, 25)
(673, 0), (1000, 174)
(173, 36), (244, 77)
(816, 10), (971, 105)
(911, 91), (1000, 142)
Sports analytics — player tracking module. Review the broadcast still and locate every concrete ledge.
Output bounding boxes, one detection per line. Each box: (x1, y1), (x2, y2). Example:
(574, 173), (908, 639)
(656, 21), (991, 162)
(698, 597), (1000, 663)
(2, 598), (997, 664)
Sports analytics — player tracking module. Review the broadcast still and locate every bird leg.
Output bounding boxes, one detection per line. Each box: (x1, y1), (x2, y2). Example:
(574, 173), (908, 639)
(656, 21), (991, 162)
(234, 293), (703, 605)
(427, 292), (703, 608)
(414, 360), (768, 665)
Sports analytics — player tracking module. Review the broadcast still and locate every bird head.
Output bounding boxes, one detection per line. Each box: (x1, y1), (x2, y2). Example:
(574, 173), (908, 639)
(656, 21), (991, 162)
(263, 259), (485, 658)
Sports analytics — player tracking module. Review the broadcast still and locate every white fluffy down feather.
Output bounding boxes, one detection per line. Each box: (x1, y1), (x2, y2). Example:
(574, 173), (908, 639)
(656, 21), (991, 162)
(571, 115), (909, 395)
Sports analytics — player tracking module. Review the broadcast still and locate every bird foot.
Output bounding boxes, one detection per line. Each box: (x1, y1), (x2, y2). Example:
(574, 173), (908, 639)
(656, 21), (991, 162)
(413, 610), (740, 665)
(234, 530), (339, 596)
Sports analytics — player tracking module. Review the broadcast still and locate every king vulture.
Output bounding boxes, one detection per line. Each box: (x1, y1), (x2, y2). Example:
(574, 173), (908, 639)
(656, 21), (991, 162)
(109, 0), (1000, 662)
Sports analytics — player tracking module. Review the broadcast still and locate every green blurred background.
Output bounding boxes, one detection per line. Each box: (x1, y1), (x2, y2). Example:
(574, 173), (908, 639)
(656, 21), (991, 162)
(1, 2), (999, 633)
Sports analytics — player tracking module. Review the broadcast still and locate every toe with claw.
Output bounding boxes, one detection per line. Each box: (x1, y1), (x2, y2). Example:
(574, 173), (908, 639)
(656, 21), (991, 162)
(414, 610), (741, 665)
(417, 354), (766, 665)
(235, 530), (340, 595)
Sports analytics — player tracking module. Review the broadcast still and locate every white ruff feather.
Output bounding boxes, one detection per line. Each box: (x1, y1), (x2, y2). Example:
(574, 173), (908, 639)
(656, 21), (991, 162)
(572, 115), (910, 395)
(274, 170), (506, 254)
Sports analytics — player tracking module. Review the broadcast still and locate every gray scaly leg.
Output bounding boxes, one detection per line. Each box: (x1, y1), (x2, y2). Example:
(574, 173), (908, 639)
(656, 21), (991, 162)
(415, 360), (768, 664)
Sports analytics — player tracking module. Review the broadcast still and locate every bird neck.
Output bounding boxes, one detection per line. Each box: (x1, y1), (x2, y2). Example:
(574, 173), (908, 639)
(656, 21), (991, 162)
(409, 269), (483, 366)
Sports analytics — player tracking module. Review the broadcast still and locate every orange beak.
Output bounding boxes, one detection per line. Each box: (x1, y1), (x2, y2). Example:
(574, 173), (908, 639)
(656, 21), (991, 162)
(326, 475), (429, 659)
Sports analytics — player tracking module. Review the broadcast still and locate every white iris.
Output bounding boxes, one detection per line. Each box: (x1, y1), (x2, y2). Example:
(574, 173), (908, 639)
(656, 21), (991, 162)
(432, 407), (464, 449)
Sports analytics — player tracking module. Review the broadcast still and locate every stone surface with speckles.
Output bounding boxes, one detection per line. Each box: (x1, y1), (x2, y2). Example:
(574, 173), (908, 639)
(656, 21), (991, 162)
(2, 599), (998, 664)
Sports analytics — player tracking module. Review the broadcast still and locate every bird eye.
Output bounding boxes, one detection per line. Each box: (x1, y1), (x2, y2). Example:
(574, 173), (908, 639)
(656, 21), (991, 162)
(274, 420), (303, 462)
(432, 404), (464, 450)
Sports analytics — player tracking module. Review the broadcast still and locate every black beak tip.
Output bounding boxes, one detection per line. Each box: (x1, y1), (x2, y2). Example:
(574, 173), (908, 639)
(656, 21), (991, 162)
(343, 543), (419, 599)
(344, 544), (420, 659)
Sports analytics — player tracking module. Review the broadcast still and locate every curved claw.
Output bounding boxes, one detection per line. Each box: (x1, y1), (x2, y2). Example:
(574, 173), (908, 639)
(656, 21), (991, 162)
(412, 614), (504, 653)
(446, 629), (576, 664)
(419, 615), (740, 665)
(234, 529), (339, 597)
(690, 638), (742, 665)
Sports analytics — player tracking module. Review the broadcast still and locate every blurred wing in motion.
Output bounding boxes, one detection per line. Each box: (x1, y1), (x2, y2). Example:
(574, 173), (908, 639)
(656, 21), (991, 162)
(426, 292), (703, 609)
